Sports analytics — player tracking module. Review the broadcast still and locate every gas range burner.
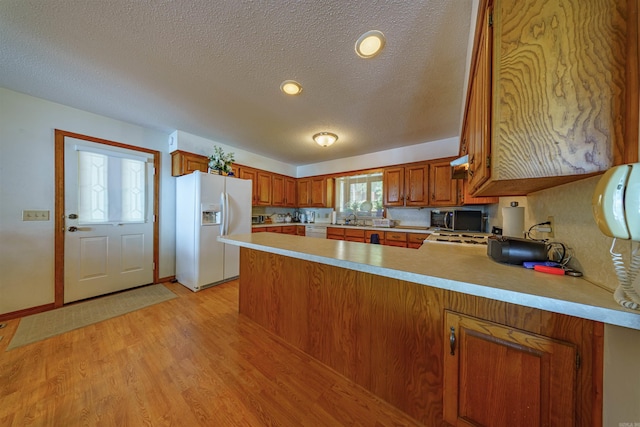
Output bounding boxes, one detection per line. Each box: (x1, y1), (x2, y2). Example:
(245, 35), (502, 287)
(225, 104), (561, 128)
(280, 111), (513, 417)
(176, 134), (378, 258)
(425, 231), (490, 246)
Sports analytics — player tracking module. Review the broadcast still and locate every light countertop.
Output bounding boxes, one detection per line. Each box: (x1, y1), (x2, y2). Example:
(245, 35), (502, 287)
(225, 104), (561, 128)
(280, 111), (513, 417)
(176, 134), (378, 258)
(252, 223), (433, 233)
(219, 233), (640, 330)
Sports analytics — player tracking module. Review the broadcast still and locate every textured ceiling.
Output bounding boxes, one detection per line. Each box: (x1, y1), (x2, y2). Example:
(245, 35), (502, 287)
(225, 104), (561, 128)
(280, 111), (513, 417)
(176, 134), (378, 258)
(0, 0), (474, 166)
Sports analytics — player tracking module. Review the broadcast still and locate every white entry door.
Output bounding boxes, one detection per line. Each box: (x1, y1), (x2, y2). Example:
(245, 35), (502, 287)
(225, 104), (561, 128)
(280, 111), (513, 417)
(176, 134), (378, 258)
(64, 138), (154, 303)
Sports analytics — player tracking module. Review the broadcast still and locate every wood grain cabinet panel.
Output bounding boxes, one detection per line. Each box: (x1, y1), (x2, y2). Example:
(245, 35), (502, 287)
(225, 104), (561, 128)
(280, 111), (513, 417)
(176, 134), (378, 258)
(382, 167), (405, 206)
(465, 0), (637, 197)
(256, 171), (272, 206)
(383, 165), (430, 207)
(236, 166), (258, 205)
(384, 231), (407, 247)
(428, 160), (458, 206)
(239, 248), (602, 426)
(443, 310), (576, 427)
(326, 227), (345, 240)
(407, 233), (429, 249)
(298, 177), (332, 207)
(171, 150), (208, 177)
(344, 228), (365, 242)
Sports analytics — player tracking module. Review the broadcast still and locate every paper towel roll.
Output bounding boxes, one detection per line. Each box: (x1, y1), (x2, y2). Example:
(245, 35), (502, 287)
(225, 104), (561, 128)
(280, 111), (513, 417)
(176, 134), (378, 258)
(502, 206), (525, 237)
(331, 211), (337, 224)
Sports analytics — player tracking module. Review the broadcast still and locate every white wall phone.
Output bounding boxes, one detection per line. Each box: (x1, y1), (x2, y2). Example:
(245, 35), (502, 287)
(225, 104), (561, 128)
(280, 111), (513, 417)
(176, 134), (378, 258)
(592, 163), (640, 309)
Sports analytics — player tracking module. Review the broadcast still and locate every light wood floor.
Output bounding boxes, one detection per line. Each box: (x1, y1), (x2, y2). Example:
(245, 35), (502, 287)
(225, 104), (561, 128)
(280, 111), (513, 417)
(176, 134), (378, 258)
(0, 280), (422, 426)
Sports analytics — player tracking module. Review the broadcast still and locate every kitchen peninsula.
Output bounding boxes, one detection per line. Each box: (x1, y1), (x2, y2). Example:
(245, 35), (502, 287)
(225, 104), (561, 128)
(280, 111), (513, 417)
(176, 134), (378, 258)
(219, 233), (640, 425)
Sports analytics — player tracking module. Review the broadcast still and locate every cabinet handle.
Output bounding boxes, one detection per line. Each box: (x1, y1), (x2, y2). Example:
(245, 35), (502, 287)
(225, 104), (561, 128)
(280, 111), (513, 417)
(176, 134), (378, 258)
(449, 326), (456, 355)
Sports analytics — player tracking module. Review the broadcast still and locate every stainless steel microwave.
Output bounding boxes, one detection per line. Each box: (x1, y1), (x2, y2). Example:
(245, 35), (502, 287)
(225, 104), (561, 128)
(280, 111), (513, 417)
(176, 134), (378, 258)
(430, 210), (483, 232)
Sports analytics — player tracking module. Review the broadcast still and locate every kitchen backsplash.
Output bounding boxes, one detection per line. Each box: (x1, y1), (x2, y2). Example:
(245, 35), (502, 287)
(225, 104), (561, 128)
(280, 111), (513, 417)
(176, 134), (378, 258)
(492, 176), (626, 293)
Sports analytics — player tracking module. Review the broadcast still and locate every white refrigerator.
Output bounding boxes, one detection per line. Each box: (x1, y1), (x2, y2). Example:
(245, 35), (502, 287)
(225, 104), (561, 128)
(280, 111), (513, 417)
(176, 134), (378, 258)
(176, 170), (252, 291)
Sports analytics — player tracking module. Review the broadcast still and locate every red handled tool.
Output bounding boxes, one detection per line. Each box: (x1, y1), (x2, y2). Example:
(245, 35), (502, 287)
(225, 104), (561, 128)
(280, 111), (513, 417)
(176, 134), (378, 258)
(533, 265), (583, 277)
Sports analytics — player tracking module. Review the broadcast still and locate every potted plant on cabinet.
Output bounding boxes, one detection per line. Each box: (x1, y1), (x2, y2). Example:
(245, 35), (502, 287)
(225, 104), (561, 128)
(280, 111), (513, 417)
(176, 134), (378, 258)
(208, 146), (235, 175)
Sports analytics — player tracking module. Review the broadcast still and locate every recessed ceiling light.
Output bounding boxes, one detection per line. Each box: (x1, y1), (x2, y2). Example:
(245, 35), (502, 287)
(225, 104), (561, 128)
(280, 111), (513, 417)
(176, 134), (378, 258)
(355, 30), (386, 58)
(313, 132), (338, 147)
(280, 80), (303, 95)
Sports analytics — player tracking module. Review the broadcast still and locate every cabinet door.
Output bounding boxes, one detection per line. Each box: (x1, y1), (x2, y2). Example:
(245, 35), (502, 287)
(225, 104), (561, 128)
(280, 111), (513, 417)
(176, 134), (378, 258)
(407, 233), (428, 249)
(256, 171), (272, 206)
(171, 151), (208, 177)
(309, 177), (327, 207)
(284, 176), (297, 207)
(237, 166), (258, 205)
(405, 165), (429, 206)
(297, 178), (310, 206)
(428, 161), (457, 206)
(272, 174), (285, 206)
(326, 227), (344, 240)
(466, 3), (492, 193)
(443, 310), (576, 427)
(383, 167), (405, 206)
(459, 179), (498, 205)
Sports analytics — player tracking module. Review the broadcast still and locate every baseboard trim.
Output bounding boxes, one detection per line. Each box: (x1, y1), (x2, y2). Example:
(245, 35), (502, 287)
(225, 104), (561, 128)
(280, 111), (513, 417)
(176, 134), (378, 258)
(0, 303), (56, 322)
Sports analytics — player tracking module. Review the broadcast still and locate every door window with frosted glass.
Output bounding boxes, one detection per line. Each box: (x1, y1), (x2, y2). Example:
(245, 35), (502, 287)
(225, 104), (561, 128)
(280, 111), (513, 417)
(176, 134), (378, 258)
(77, 147), (149, 224)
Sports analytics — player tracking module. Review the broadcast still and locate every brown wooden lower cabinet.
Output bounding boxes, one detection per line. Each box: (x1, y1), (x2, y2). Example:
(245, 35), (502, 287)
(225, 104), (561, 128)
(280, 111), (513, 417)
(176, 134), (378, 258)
(407, 233), (428, 249)
(239, 248), (602, 426)
(296, 225), (305, 236)
(385, 231), (407, 247)
(443, 310), (577, 426)
(326, 227), (344, 240)
(344, 228), (365, 242)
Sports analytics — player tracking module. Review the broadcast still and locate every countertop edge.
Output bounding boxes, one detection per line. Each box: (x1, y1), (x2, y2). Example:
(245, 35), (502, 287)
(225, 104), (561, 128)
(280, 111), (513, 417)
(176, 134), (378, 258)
(219, 234), (640, 330)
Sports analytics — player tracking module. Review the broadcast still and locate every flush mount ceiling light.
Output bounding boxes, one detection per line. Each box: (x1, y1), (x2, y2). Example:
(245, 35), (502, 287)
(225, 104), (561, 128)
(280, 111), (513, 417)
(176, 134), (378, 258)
(280, 80), (303, 95)
(313, 132), (338, 147)
(355, 30), (386, 58)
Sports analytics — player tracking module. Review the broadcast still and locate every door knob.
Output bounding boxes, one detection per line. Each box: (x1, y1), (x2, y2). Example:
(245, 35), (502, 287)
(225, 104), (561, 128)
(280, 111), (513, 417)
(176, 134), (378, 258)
(68, 226), (78, 232)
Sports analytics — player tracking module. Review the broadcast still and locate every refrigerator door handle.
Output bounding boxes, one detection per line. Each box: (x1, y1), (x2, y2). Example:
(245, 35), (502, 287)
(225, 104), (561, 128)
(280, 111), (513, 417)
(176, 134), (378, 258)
(220, 192), (227, 235)
(224, 192), (230, 235)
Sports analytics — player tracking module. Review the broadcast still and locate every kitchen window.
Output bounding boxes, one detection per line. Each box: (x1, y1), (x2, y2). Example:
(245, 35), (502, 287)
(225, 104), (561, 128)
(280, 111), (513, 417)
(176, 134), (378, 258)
(334, 172), (383, 219)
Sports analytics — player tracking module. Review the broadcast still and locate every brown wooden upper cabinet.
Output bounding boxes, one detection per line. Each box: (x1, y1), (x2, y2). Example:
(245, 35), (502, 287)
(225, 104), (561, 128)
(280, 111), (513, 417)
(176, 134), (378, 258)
(171, 150), (208, 176)
(383, 164), (429, 207)
(461, 0), (638, 197)
(236, 165), (258, 205)
(297, 176), (332, 207)
(272, 174), (297, 207)
(428, 160), (458, 206)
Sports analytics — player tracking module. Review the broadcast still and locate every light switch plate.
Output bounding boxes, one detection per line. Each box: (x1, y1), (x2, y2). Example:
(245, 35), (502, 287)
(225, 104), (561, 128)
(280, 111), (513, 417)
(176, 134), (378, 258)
(22, 210), (50, 221)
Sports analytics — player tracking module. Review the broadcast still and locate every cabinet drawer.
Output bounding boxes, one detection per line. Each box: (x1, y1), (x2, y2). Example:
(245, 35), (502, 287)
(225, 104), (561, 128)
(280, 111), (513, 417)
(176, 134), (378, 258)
(385, 231), (407, 242)
(327, 227), (345, 239)
(281, 226), (296, 235)
(407, 233), (429, 244)
(252, 227), (267, 233)
(344, 228), (365, 238)
(266, 227), (281, 233)
(385, 240), (407, 248)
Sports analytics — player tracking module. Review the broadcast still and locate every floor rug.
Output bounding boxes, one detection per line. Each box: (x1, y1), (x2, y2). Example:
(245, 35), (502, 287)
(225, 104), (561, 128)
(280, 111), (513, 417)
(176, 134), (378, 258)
(6, 284), (176, 350)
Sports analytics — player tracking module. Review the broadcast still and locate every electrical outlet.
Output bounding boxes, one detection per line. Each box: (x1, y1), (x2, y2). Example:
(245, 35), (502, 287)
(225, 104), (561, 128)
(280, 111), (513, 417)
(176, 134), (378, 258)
(546, 216), (555, 238)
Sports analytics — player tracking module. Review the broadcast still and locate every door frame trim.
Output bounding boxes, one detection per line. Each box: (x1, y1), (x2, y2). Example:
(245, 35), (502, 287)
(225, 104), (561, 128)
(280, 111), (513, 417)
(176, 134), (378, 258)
(54, 129), (161, 308)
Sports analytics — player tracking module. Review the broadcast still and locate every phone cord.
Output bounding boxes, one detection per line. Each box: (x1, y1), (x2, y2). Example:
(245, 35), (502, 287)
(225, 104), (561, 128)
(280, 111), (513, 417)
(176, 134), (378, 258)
(610, 238), (640, 310)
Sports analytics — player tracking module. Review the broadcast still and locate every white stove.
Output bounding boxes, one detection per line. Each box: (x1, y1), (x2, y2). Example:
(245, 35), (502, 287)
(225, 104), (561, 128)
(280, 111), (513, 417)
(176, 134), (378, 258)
(424, 231), (490, 246)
